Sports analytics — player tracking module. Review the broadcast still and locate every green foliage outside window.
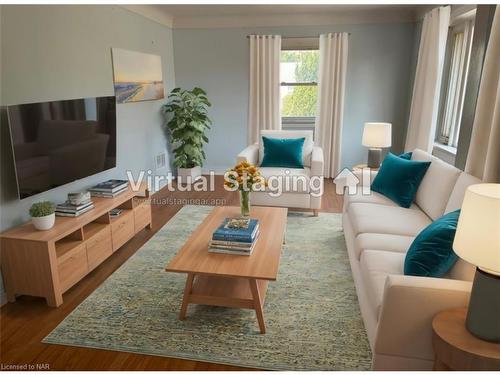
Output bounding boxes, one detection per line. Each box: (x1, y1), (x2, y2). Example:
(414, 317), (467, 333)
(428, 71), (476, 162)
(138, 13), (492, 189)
(281, 51), (319, 118)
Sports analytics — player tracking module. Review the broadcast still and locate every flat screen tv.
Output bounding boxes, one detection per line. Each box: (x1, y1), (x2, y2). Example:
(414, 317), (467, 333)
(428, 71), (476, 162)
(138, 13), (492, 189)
(7, 96), (116, 199)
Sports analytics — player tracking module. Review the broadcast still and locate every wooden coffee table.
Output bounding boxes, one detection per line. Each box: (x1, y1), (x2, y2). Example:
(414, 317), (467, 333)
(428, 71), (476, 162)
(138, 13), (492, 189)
(165, 206), (287, 334)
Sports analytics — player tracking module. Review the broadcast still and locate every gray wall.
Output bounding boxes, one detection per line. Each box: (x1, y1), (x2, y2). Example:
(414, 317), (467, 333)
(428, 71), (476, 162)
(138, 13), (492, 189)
(0, 5), (175, 300)
(173, 23), (417, 172)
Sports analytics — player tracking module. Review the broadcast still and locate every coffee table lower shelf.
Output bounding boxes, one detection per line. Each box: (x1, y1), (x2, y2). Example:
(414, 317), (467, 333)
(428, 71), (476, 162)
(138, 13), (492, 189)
(179, 273), (269, 334)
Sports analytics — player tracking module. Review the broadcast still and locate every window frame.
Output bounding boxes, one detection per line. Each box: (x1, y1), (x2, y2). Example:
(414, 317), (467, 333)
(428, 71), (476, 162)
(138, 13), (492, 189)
(280, 38), (319, 130)
(435, 16), (475, 149)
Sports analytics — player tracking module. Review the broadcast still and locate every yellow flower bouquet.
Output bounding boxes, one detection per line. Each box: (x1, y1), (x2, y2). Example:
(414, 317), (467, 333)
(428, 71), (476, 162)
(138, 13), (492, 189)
(224, 161), (266, 216)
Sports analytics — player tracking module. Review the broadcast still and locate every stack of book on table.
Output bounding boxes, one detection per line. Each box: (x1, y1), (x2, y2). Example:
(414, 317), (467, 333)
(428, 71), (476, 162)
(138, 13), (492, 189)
(209, 217), (260, 256)
(56, 191), (94, 217)
(89, 179), (129, 198)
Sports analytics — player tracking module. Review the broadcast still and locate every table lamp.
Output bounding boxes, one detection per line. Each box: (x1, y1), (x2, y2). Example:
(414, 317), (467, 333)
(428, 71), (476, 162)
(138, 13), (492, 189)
(362, 122), (392, 168)
(453, 183), (500, 342)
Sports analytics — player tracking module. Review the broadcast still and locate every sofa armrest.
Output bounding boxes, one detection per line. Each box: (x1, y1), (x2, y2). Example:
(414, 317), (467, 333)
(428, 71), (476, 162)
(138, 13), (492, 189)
(311, 146), (324, 177)
(236, 143), (259, 165)
(374, 274), (471, 364)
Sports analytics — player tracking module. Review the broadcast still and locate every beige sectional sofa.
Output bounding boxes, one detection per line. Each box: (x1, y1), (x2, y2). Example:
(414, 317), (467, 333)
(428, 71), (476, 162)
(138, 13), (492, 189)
(342, 149), (481, 370)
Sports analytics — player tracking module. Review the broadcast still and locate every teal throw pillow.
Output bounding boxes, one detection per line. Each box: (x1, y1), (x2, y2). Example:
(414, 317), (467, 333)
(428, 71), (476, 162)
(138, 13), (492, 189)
(399, 151), (412, 160)
(260, 136), (305, 169)
(404, 210), (460, 277)
(371, 152), (431, 208)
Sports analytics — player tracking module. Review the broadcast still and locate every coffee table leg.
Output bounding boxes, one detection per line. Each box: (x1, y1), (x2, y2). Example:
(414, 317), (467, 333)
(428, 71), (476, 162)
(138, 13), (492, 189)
(179, 273), (195, 320)
(249, 279), (266, 334)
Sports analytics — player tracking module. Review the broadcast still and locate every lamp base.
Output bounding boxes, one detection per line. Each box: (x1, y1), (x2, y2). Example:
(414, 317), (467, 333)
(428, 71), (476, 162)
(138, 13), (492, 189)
(367, 148), (382, 168)
(466, 267), (500, 342)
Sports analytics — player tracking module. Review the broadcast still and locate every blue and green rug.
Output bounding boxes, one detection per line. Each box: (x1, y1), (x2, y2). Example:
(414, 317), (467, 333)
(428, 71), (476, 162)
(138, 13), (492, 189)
(44, 205), (371, 370)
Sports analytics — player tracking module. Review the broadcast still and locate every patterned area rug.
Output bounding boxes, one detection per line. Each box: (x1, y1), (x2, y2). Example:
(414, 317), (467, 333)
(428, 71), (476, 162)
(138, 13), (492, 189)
(44, 205), (371, 370)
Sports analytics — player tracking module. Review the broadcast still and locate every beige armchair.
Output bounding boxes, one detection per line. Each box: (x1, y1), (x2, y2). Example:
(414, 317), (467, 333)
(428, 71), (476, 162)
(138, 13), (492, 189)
(237, 130), (324, 215)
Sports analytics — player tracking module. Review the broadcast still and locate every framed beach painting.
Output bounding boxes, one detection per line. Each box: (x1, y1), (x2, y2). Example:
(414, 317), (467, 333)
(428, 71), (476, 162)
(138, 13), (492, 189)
(111, 48), (165, 104)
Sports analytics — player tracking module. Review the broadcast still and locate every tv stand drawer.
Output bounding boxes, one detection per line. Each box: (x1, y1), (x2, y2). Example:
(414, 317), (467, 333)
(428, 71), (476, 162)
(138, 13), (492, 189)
(111, 210), (134, 251)
(86, 226), (112, 271)
(58, 243), (88, 293)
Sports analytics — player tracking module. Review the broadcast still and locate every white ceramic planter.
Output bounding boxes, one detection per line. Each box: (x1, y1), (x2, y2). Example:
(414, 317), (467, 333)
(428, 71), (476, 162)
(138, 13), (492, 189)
(32, 213), (55, 231)
(177, 166), (202, 184)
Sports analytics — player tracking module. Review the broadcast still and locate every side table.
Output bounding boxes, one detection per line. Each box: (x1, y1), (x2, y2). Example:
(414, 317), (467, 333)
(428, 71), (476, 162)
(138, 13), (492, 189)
(432, 307), (500, 370)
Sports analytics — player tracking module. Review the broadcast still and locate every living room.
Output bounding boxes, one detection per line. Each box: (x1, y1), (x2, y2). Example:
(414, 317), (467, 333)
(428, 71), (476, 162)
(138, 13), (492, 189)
(0, 1), (499, 372)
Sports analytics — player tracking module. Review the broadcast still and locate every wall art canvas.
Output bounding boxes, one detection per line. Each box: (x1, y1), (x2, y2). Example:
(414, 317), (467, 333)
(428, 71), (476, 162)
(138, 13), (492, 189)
(112, 48), (164, 104)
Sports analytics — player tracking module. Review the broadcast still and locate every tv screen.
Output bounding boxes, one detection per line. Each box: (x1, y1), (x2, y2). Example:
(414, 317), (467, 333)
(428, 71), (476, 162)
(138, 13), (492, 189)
(7, 96), (116, 199)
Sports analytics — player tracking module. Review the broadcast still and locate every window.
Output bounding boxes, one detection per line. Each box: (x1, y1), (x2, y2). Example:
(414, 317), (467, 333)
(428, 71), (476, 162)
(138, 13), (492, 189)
(280, 48), (319, 130)
(436, 18), (475, 148)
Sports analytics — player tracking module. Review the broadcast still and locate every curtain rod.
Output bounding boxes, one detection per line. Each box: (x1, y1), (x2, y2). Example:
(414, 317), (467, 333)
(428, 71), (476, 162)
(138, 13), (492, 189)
(246, 34), (351, 39)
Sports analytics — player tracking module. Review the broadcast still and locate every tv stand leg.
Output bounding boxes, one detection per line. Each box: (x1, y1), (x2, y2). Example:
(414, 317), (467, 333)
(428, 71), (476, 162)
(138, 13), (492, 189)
(46, 292), (63, 307)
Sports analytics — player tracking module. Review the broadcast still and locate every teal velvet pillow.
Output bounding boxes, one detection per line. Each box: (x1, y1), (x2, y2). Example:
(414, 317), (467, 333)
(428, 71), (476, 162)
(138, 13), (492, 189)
(404, 210), (460, 277)
(260, 136), (305, 168)
(399, 151), (413, 160)
(371, 152), (431, 208)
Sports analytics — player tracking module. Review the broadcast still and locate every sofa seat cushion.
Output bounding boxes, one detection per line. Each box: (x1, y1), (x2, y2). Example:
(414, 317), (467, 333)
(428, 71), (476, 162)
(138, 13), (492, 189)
(258, 167), (311, 193)
(343, 189), (420, 212)
(360, 250), (405, 319)
(353, 233), (415, 260)
(347, 202), (432, 237)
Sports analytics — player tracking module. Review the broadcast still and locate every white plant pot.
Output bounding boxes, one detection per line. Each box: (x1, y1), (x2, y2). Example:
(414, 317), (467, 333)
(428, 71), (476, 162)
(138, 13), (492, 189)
(31, 213), (55, 231)
(177, 166), (202, 184)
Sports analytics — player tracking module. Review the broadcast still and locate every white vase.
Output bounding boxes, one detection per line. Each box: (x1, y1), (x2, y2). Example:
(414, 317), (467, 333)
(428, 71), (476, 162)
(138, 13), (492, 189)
(177, 166), (202, 184)
(31, 213), (55, 231)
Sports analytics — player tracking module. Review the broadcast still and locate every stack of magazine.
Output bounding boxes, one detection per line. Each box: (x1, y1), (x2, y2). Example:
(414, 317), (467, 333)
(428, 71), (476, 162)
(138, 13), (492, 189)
(89, 180), (129, 198)
(56, 191), (94, 217)
(209, 218), (260, 256)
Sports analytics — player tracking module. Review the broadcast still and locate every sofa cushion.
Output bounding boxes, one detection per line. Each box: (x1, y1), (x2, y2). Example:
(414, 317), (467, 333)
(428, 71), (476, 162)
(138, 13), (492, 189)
(343, 189), (420, 212)
(371, 153), (431, 208)
(259, 130), (314, 167)
(412, 149), (461, 220)
(360, 250), (405, 319)
(404, 210), (460, 277)
(348, 202), (432, 237)
(259, 167), (311, 193)
(444, 172), (482, 213)
(354, 233), (415, 260)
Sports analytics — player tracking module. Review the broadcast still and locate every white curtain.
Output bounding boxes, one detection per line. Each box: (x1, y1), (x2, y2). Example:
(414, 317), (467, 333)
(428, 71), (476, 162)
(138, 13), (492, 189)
(405, 6), (451, 152)
(465, 6), (500, 183)
(247, 35), (281, 145)
(315, 33), (349, 178)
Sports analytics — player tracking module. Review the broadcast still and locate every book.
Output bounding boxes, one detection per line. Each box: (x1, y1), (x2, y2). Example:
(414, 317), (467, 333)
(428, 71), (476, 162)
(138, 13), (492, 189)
(89, 179), (129, 193)
(209, 231), (260, 248)
(56, 200), (93, 212)
(208, 241), (257, 256)
(55, 204), (94, 217)
(110, 208), (123, 217)
(212, 218), (259, 243)
(90, 186), (128, 198)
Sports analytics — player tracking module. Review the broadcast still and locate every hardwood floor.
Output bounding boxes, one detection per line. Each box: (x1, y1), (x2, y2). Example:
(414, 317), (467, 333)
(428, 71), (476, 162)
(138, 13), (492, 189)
(0, 176), (343, 370)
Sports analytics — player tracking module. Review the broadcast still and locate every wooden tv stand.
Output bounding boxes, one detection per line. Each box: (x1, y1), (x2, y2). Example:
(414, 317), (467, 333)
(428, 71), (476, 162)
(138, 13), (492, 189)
(0, 183), (152, 307)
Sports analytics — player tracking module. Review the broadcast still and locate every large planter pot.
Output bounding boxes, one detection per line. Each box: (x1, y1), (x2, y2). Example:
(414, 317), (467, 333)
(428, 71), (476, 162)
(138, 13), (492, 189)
(31, 213), (55, 231)
(177, 166), (202, 183)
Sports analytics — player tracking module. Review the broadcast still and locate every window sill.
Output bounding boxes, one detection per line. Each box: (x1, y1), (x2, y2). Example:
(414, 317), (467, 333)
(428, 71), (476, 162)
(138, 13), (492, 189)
(432, 142), (457, 166)
(433, 142), (457, 156)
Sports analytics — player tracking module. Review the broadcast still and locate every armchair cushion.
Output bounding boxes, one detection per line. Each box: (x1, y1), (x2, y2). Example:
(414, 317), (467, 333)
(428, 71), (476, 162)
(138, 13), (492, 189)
(260, 136), (305, 168)
(259, 130), (314, 167)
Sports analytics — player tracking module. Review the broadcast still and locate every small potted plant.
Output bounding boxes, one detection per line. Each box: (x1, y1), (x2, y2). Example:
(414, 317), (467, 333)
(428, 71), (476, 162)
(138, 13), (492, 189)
(162, 87), (211, 183)
(224, 162), (266, 217)
(29, 201), (56, 230)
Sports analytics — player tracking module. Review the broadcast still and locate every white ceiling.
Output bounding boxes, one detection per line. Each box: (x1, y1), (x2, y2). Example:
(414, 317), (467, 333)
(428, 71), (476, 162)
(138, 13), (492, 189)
(123, 4), (434, 29)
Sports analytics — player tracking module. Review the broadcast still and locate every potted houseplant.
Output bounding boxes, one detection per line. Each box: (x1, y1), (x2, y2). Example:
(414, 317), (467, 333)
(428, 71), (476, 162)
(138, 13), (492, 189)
(224, 162), (266, 217)
(29, 201), (56, 230)
(162, 87), (211, 183)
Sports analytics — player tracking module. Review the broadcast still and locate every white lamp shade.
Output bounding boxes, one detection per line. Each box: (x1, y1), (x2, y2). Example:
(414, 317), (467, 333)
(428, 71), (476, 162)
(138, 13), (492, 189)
(453, 184), (500, 275)
(362, 122), (392, 148)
